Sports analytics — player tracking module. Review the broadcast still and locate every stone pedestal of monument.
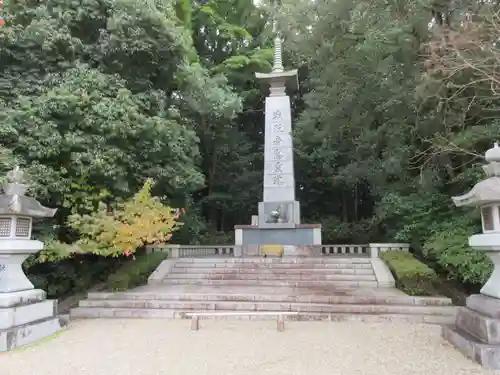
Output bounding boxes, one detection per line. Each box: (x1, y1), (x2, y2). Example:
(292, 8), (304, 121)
(0, 167), (68, 352)
(235, 224), (322, 248)
(443, 143), (500, 368)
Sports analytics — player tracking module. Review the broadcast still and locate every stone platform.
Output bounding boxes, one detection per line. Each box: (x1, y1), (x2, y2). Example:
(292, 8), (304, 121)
(71, 257), (457, 323)
(0, 289), (68, 352)
(443, 294), (500, 369)
(235, 224), (322, 247)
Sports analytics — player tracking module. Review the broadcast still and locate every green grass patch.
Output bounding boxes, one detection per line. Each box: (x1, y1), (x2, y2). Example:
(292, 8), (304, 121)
(380, 251), (439, 296)
(105, 251), (168, 291)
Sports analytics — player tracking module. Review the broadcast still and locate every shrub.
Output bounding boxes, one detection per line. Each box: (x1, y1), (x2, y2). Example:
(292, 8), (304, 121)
(380, 251), (439, 296)
(105, 251), (168, 291)
(25, 254), (122, 299)
(69, 179), (184, 257)
(423, 214), (492, 286)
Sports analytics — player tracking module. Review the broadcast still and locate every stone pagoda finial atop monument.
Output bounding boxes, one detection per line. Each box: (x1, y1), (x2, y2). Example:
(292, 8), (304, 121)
(271, 19), (284, 73)
(255, 1), (298, 95)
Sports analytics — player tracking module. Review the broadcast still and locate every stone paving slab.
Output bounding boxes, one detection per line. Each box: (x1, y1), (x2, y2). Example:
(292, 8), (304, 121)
(164, 273), (377, 281)
(170, 267), (375, 274)
(1, 319), (496, 375)
(77, 299), (457, 314)
(70, 307), (455, 323)
(173, 257), (372, 264)
(160, 278), (379, 287)
(129, 283), (407, 296)
(84, 291), (451, 305)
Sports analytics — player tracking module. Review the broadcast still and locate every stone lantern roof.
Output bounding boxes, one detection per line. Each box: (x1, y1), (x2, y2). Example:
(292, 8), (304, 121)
(0, 166), (57, 217)
(452, 143), (500, 207)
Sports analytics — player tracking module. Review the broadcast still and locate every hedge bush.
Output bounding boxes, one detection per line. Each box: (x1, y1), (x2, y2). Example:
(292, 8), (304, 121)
(26, 254), (122, 299)
(105, 251), (168, 291)
(423, 216), (492, 286)
(380, 251), (439, 296)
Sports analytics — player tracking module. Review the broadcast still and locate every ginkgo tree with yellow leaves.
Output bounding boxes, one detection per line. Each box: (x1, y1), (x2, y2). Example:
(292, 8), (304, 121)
(68, 179), (184, 257)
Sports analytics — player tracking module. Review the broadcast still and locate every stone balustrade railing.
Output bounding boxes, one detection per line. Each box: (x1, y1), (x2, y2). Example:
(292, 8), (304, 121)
(146, 243), (409, 258)
(146, 244), (235, 257)
(367, 243), (410, 258)
(321, 244), (369, 256)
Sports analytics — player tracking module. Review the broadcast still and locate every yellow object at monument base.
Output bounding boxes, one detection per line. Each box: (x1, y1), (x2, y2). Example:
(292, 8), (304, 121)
(260, 244), (284, 257)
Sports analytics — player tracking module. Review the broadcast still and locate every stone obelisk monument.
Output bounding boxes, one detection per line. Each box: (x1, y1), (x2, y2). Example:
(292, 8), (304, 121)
(234, 15), (322, 250)
(256, 23), (300, 229)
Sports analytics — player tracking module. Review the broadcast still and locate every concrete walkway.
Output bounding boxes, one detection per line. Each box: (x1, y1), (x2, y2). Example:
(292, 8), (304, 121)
(1, 320), (496, 375)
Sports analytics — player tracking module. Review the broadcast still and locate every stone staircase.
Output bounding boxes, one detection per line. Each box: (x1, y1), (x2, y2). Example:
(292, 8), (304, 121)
(160, 257), (378, 288)
(71, 257), (457, 324)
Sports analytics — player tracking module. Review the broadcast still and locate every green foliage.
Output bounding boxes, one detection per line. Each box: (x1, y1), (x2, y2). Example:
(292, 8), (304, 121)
(423, 213), (492, 285)
(2, 64), (203, 205)
(26, 251), (167, 298)
(0, 146), (16, 185)
(106, 252), (168, 291)
(26, 254), (121, 299)
(376, 191), (454, 244)
(381, 251), (439, 296)
(319, 216), (377, 243)
(197, 230), (234, 245)
(26, 240), (82, 266)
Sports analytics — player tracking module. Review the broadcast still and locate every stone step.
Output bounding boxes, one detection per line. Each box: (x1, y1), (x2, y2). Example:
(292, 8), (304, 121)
(78, 299), (456, 315)
(173, 258), (371, 266)
(86, 292), (453, 306)
(69, 307), (455, 324)
(159, 279), (378, 287)
(171, 267), (374, 274)
(172, 264), (374, 270)
(164, 273), (377, 281)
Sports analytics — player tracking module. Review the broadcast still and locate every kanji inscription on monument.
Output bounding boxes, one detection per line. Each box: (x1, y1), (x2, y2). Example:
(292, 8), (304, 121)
(273, 162), (284, 174)
(272, 123), (285, 133)
(263, 95), (295, 202)
(272, 175), (285, 186)
(272, 148), (285, 160)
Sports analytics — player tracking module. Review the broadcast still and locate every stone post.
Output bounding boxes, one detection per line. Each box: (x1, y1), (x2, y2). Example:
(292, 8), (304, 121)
(233, 245), (243, 257)
(169, 244), (180, 259)
(442, 143), (500, 369)
(0, 166), (68, 352)
(369, 243), (410, 258)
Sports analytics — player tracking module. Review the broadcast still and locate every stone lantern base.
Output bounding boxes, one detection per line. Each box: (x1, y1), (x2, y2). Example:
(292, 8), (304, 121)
(0, 240), (68, 352)
(0, 288), (69, 352)
(443, 294), (500, 369)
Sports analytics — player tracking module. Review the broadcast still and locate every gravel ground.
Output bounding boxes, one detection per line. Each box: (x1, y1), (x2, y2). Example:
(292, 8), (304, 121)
(1, 319), (496, 375)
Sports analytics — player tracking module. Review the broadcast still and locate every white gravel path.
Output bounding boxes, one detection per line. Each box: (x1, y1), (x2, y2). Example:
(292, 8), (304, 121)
(1, 319), (497, 375)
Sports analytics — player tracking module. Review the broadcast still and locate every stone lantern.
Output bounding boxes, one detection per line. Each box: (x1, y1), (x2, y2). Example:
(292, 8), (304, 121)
(443, 142), (500, 368)
(0, 166), (67, 352)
